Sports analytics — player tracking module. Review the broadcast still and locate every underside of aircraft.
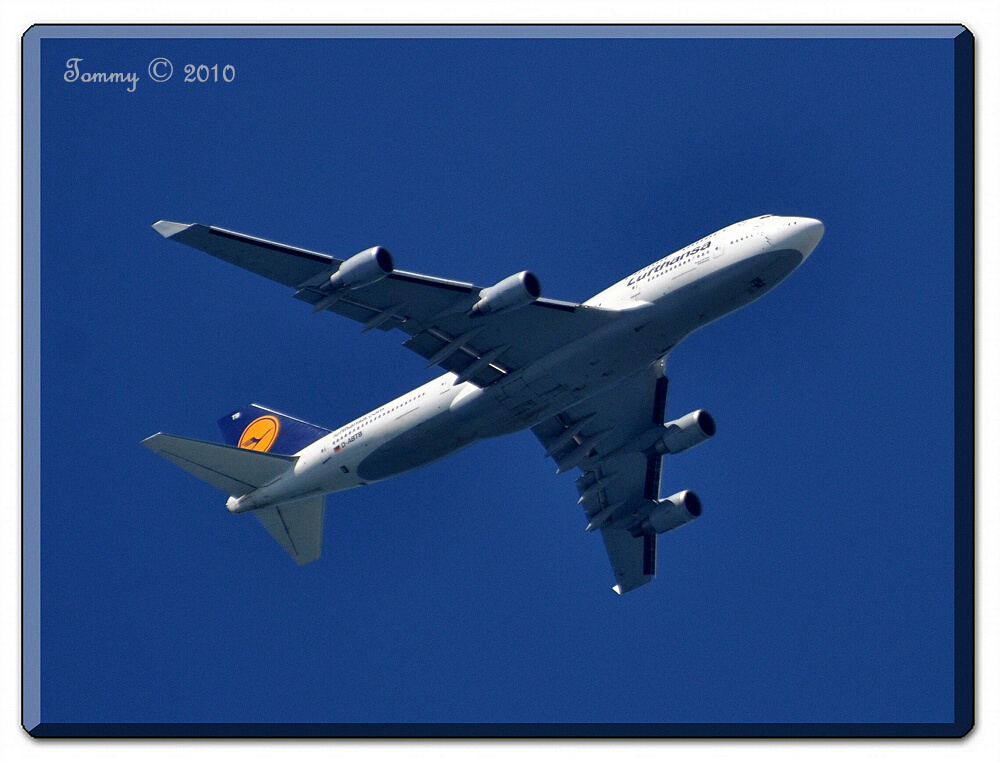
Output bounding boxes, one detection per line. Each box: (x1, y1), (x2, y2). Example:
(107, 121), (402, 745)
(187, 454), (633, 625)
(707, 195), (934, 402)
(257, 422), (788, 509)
(144, 214), (824, 592)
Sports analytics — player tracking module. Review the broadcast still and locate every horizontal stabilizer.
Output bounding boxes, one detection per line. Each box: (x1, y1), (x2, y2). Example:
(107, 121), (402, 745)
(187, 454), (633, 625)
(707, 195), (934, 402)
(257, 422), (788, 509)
(142, 433), (296, 496)
(254, 495), (325, 565)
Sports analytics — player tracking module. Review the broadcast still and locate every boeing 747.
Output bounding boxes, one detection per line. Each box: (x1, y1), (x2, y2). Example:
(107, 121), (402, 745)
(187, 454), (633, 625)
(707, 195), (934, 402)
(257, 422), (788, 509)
(143, 214), (823, 593)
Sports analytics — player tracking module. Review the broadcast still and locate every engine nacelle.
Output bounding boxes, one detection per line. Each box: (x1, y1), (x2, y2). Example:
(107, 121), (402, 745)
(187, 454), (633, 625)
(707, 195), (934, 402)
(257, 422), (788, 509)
(468, 271), (541, 317)
(633, 490), (702, 536)
(654, 409), (716, 454)
(328, 246), (394, 290)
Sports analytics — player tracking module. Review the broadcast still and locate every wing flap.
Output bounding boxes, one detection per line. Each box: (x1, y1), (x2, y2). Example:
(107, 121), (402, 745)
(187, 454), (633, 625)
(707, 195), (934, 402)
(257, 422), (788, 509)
(292, 271), (477, 327)
(601, 525), (656, 594)
(532, 364), (666, 479)
(530, 360), (671, 592)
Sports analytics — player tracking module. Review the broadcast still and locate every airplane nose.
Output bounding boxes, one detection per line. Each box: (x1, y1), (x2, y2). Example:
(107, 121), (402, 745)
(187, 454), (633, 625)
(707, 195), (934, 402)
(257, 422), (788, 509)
(781, 217), (824, 259)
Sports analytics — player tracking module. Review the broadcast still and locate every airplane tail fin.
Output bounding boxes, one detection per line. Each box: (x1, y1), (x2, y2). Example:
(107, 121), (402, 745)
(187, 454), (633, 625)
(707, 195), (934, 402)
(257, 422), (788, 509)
(217, 403), (332, 456)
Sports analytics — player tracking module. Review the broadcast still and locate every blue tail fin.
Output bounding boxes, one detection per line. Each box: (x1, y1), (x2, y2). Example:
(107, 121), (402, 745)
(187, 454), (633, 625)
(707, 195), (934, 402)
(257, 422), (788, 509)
(218, 404), (332, 456)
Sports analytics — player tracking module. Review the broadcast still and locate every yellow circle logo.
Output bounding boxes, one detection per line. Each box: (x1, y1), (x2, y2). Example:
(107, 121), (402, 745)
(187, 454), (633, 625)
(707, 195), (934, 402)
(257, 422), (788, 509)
(238, 415), (281, 451)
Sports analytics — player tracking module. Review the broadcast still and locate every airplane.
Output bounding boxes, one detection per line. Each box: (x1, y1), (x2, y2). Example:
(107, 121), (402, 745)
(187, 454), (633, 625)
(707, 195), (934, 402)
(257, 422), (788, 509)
(143, 214), (824, 593)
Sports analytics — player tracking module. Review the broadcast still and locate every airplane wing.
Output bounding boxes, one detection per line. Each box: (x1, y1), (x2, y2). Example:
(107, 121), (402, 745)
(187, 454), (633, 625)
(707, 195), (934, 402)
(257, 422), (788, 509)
(530, 359), (671, 593)
(153, 221), (617, 388)
(253, 495), (325, 566)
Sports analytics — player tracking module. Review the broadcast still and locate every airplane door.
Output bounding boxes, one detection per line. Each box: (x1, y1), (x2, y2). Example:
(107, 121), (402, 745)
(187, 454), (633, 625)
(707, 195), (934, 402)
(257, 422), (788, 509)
(713, 240), (726, 258)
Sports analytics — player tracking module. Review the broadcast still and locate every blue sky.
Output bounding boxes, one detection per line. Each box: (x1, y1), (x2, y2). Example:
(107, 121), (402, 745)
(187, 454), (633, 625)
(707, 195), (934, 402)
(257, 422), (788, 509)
(32, 28), (962, 728)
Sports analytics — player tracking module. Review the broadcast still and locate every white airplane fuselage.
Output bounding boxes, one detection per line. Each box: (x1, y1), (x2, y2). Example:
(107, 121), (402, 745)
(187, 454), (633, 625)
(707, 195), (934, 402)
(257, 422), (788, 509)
(227, 215), (823, 513)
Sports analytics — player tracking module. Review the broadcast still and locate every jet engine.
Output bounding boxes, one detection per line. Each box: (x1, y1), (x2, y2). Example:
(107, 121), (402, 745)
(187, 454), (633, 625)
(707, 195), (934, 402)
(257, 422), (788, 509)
(328, 246), (394, 290)
(632, 490), (702, 536)
(468, 271), (541, 317)
(654, 409), (716, 454)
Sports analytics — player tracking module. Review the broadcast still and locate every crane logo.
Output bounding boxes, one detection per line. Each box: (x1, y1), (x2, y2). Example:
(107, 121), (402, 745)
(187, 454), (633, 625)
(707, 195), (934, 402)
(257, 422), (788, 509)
(238, 415), (280, 451)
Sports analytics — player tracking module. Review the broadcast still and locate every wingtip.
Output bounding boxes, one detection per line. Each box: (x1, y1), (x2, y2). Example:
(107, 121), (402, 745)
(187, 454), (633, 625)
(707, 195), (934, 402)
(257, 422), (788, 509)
(152, 220), (193, 239)
(612, 585), (622, 595)
(140, 432), (166, 448)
